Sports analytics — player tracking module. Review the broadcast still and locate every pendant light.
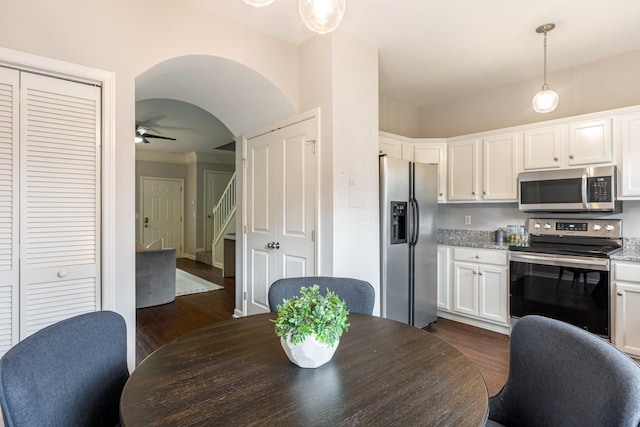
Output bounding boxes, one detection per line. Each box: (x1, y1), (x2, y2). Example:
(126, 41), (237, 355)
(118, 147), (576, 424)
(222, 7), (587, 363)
(532, 23), (559, 113)
(243, 0), (275, 7)
(298, 0), (346, 34)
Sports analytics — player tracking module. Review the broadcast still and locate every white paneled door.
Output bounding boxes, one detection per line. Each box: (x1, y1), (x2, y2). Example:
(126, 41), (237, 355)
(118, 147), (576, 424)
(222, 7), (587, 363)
(141, 177), (183, 256)
(245, 117), (317, 315)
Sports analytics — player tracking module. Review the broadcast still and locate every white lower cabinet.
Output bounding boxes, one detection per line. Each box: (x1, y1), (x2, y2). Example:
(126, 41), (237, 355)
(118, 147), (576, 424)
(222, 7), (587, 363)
(612, 261), (640, 358)
(451, 247), (508, 327)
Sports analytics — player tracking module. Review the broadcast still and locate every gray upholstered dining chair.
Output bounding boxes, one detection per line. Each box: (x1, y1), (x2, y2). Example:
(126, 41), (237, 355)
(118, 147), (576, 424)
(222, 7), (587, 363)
(0, 311), (129, 427)
(268, 276), (375, 315)
(486, 315), (640, 427)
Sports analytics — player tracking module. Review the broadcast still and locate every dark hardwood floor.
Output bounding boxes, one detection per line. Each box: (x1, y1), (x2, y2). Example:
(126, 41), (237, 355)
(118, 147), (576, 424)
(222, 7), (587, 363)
(135, 258), (236, 364)
(136, 259), (510, 396)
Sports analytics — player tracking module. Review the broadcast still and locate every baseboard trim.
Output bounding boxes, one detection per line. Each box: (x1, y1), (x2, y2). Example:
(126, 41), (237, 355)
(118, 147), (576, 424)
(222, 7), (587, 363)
(437, 310), (510, 335)
(183, 253), (196, 260)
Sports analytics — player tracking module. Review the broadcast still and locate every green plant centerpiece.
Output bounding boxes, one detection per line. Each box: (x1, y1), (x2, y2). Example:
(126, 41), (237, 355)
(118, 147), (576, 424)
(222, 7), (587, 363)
(272, 284), (350, 368)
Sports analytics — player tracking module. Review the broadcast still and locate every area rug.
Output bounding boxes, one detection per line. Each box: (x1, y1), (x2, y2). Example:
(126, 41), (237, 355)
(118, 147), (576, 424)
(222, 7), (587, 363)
(176, 269), (223, 296)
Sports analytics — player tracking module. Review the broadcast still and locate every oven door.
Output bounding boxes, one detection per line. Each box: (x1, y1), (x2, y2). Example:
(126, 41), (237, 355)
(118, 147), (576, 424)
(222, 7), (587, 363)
(509, 253), (610, 338)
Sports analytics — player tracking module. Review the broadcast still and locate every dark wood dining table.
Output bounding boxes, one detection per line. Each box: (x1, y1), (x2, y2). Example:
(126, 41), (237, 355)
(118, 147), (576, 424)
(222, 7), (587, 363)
(120, 313), (488, 426)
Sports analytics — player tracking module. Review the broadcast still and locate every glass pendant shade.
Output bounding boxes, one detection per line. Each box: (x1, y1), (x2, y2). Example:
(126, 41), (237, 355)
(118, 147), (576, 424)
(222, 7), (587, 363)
(243, 0), (275, 7)
(532, 86), (559, 113)
(299, 0), (345, 34)
(532, 23), (558, 113)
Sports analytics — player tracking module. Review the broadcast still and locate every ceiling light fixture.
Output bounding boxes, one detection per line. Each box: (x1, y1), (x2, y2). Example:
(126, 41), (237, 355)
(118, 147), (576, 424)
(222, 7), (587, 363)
(243, 0), (345, 34)
(299, 0), (345, 34)
(242, 0), (275, 7)
(532, 23), (559, 113)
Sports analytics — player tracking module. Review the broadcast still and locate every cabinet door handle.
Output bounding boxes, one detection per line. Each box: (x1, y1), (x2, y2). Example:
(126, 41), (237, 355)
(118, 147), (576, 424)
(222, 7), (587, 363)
(554, 156), (559, 161)
(471, 191), (475, 195)
(617, 291), (623, 296)
(569, 154), (575, 159)
(478, 272), (483, 276)
(475, 255), (480, 259)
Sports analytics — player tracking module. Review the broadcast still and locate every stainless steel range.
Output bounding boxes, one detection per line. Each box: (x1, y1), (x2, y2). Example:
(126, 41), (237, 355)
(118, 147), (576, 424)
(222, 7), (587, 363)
(509, 218), (622, 339)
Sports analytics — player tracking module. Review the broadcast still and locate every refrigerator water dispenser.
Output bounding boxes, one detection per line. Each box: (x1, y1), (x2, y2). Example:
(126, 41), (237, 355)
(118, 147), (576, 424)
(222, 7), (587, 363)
(390, 201), (407, 244)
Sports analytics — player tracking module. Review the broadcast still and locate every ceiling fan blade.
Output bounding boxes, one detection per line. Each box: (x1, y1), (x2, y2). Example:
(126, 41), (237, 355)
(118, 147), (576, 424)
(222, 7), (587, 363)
(145, 133), (177, 141)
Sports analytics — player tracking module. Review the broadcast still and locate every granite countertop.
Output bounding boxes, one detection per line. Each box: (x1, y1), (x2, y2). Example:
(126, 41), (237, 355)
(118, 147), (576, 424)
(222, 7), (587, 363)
(439, 231), (640, 261)
(437, 229), (511, 251)
(611, 239), (640, 262)
(437, 237), (511, 251)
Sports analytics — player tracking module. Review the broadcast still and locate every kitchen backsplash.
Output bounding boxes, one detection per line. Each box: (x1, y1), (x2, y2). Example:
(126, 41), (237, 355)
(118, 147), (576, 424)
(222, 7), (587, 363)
(438, 229), (495, 242)
(623, 238), (640, 252)
(436, 200), (640, 238)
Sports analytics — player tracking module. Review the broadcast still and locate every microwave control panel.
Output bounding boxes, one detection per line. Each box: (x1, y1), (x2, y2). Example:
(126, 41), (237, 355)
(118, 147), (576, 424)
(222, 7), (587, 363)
(588, 176), (613, 202)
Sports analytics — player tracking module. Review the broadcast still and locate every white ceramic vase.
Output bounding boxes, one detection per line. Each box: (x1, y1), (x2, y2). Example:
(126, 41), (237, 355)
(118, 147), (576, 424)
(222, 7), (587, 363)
(280, 334), (339, 368)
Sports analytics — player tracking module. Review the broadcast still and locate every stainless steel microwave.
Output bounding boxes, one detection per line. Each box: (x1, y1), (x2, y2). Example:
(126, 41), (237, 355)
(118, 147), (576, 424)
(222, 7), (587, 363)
(518, 166), (621, 213)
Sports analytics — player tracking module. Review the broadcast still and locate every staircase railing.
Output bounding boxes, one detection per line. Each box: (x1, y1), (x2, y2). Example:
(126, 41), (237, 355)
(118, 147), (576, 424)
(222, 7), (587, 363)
(212, 172), (236, 247)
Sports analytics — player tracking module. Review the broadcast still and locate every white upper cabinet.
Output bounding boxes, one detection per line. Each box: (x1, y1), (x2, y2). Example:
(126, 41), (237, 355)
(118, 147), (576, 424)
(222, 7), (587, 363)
(379, 132), (447, 202)
(523, 119), (613, 170)
(448, 132), (518, 202)
(523, 125), (563, 169)
(414, 139), (447, 202)
(616, 113), (640, 198)
(448, 139), (479, 201)
(567, 119), (612, 166)
(482, 132), (519, 201)
(378, 135), (404, 159)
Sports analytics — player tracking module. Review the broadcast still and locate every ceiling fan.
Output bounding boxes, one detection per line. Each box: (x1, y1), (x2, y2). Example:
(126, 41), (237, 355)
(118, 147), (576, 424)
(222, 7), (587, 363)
(135, 125), (177, 144)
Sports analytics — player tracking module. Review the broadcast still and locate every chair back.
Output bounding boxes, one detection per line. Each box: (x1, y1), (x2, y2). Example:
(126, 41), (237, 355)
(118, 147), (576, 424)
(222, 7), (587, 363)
(0, 311), (129, 427)
(488, 315), (640, 427)
(269, 276), (375, 315)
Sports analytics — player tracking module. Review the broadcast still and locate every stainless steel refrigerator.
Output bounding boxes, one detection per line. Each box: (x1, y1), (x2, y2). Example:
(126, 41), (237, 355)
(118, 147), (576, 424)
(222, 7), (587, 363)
(379, 155), (438, 328)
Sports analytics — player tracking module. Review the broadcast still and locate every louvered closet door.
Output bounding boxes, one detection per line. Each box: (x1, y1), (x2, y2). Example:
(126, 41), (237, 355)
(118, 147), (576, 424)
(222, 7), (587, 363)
(19, 72), (101, 339)
(0, 67), (19, 355)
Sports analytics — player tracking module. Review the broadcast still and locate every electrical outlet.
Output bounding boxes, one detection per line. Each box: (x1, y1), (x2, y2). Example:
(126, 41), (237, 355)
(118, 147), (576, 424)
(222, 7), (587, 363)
(464, 215), (471, 225)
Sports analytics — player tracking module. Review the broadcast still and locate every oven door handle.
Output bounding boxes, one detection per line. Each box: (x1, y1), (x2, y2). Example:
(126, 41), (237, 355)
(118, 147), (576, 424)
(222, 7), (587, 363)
(509, 253), (609, 271)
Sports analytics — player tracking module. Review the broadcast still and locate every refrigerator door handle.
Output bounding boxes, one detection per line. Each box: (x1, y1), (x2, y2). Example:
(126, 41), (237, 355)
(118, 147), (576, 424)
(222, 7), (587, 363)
(412, 198), (420, 245)
(408, 198), (419, 246)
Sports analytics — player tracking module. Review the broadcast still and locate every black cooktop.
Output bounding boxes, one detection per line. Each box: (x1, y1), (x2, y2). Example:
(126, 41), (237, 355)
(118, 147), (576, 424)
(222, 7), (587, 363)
(509, 242), (622, 258)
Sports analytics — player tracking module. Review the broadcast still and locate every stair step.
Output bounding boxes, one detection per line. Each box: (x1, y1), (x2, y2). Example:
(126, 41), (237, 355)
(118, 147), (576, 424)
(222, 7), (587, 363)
(196, 251), (212, 265)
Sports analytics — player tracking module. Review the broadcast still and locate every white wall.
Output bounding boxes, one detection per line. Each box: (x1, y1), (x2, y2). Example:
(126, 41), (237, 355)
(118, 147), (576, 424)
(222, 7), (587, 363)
(418, 49), (640, 138)
(0, 0), (301, 369)
(299, 31), (381, 314)
(379, 95), (420, 137)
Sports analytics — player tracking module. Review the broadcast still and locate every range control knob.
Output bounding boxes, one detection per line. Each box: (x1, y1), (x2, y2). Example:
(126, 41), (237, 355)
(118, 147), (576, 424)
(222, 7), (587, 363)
(606, 224), (616, 232)
(533, 222), (541, 229)
(544, 223), (552, 229)
(593, 224), (602, 231)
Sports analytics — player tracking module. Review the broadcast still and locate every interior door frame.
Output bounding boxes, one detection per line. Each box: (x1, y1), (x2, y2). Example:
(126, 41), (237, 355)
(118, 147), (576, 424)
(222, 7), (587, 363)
(0, 47), (117, 311)
(239, 108), (321, 317)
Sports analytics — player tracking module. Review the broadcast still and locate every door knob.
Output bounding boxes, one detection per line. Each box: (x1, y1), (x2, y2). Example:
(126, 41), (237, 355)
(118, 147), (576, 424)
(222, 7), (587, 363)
(267, 242), (274, 249)
(274, 242), (280, 249)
